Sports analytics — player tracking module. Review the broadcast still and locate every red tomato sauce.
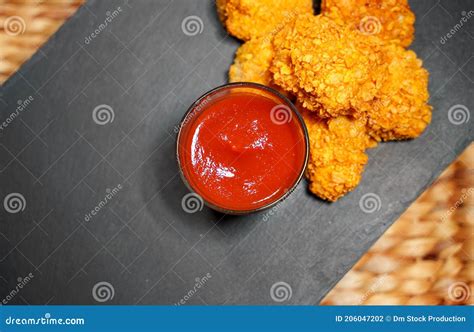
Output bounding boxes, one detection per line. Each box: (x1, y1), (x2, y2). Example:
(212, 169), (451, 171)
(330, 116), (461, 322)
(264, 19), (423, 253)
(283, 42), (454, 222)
(178, 89), (307, 212)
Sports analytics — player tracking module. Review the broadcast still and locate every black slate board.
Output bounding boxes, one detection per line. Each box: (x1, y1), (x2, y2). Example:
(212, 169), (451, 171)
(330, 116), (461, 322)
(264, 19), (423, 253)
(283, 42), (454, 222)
(0, 0), (472, 305)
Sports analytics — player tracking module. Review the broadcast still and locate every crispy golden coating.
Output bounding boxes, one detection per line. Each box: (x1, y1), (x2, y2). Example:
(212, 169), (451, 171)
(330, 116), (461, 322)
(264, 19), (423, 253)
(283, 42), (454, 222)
(229, 37), (273, 85)
(216, 0), (228, 23)
(219, 4), (431, 201)
(303, 108), (376, 201)
(365, 44), (432, 141)
(229, 36), (293, 98)
(216, 0), (313, 41)
(321, 0), (415, 47)
(269, 13), (431, 141)
(271, 14), (379, 118)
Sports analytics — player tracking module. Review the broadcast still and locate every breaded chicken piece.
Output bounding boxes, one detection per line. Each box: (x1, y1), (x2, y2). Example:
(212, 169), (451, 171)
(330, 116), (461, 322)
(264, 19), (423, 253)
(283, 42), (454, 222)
(365, 44), (432, 141)
(216, 0), (228, 23)
(220, 5), (430, 200)
(229, 36), (293, 98)
(216, 0), (313, 41)
(271, 14), (379, 118)
(321, 0), (415, 47)
(229, 37), (273, 85)
(302, 108), (376, 201)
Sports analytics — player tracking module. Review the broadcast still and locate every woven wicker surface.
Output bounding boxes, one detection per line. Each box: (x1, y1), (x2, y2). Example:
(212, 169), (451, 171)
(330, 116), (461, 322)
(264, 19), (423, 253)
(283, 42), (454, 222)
(1, 0), (472, 305)
(0, 0), (83, 84)
(322, 144), (473, 305)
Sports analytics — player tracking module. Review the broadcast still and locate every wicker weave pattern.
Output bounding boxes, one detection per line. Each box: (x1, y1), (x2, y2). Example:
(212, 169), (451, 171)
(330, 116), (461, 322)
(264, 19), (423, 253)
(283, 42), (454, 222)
(322, 144), (473, 305)
(0, 0), (84, 84)
(1, 0), (472, 305)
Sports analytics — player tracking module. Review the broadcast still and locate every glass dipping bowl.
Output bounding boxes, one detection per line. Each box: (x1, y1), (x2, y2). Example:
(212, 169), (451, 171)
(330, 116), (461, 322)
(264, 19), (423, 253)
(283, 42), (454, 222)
(176, 82), (309, 215)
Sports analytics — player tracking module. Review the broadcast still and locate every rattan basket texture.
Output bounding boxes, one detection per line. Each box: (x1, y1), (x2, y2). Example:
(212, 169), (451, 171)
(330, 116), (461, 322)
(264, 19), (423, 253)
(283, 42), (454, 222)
(0, 0), (83, 84)
(322, 144), (473, 305)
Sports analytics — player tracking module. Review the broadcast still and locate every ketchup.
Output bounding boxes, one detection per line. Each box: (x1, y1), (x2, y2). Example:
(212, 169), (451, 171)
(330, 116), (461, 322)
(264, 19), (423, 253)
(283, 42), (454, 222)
(178, 85), (307, 213)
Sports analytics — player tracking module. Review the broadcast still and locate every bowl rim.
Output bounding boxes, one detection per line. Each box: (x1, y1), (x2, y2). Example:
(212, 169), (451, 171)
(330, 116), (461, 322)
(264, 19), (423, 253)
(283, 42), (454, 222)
(176, 82), (309, 215)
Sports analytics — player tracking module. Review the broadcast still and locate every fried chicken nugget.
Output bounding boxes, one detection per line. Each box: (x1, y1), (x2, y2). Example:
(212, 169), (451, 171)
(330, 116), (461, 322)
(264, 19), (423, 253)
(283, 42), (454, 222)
(303, 108), (376, 201)
(229, 36), (293, 98)
(216, 0), (313, 41)
(271, 14), (379, 118)
(229, 37), (273, 85)
(321, 0), (415, 47)
(365, 44), (432, 141)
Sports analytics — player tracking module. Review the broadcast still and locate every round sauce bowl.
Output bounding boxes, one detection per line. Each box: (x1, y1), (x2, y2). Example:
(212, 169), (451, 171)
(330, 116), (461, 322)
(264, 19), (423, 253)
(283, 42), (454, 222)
(177, 83), (309, 214)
